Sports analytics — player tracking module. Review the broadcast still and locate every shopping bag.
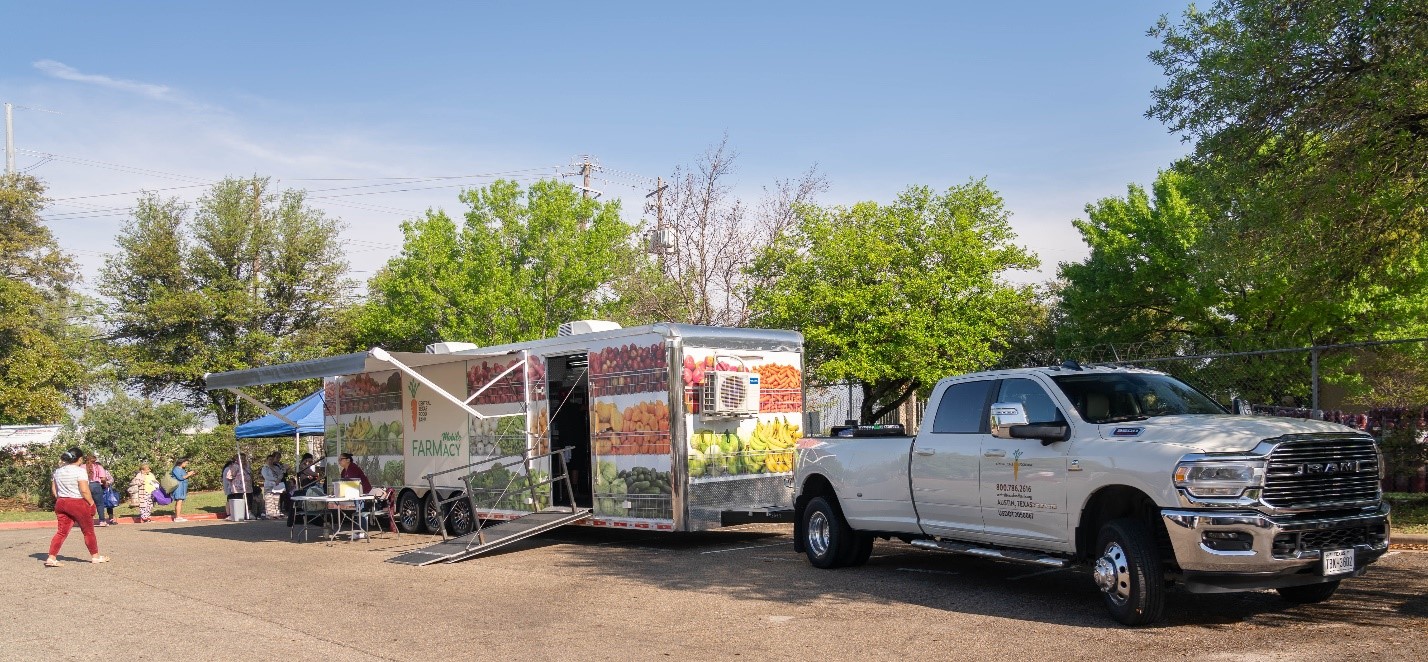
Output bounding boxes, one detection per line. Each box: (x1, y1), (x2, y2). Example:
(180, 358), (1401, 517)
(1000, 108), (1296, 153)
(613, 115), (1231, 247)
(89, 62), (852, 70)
(151, 488), (173, 506)
(160, 473), (179, 494)
(102, 487), (120, 509)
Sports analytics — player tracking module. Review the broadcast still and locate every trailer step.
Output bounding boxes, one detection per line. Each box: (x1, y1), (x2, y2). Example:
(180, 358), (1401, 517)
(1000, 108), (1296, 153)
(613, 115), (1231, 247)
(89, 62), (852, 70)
(909, 539), (1069, 567)
(388, 507), (592, 566)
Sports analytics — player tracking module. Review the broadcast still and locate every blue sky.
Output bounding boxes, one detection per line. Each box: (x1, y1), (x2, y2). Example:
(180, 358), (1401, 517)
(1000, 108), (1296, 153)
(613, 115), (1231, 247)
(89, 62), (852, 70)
(2, 2), (1191, 291)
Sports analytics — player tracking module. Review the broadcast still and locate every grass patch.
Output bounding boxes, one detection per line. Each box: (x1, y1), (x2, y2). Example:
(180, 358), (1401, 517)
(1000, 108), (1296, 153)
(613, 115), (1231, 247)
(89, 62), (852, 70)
(1386, 492), (1428, 535)
(0, 490), (229, 523)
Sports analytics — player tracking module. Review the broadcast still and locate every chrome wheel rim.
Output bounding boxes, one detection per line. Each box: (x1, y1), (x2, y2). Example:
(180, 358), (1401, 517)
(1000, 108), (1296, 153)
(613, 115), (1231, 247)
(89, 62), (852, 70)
(1095, 542), (1131, 605)
(807, 510), (831, 558)
(397, 498), (418, 530)
(450, 502), (472, 534)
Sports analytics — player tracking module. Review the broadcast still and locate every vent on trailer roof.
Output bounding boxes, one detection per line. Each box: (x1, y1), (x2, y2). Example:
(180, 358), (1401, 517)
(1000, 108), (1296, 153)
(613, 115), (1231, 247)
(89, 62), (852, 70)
(558, 320), (622, 336)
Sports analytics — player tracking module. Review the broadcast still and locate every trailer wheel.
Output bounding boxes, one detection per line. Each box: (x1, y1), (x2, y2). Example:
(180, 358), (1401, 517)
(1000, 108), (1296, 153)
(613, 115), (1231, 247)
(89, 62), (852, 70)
(1093, 518), (1166, 626)
(1277, 580), (1340, 604)
(803, 496), (854, 569)
(395, 491), (422, 534)
(421, 493), (444, 534)
(448, 496), (474, 537)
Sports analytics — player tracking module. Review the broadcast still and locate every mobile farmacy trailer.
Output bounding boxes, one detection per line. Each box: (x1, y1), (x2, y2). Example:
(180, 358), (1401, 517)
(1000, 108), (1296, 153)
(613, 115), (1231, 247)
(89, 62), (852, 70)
(205, 322), (804, 564)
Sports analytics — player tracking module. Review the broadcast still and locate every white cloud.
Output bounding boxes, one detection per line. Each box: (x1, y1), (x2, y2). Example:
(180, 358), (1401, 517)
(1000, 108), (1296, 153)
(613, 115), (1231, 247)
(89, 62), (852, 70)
(32, 59), (200, 109)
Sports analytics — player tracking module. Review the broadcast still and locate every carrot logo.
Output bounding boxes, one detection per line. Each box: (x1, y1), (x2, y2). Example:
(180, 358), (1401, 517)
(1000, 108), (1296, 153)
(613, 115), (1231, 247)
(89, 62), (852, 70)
(407, 380), (420, 429)
(1012, 448), (1023, 481)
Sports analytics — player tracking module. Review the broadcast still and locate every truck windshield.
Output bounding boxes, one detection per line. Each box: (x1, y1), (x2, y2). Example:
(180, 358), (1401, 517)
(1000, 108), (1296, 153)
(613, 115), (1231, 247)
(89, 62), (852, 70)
(1050, 373), (1226, 424)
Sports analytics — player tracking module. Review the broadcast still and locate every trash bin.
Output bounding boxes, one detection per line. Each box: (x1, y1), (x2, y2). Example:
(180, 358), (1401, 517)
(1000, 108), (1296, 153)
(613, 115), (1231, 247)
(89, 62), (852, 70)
(227, 497), (248, 521)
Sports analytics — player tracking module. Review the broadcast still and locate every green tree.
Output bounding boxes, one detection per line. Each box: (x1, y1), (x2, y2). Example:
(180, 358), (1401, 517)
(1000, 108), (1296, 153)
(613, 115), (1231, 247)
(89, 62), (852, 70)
(62, 390), (199, 488)
(748, 181), (1039, 423)
(100, 177), (352, 423)
(352, 179), (636, 350)
(0, 173), (81, 423)
(1149, 0), (1428, 282)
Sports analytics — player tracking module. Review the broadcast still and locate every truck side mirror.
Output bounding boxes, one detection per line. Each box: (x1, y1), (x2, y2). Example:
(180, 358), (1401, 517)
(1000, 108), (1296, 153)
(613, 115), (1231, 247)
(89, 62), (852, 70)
(990, 402), (1029, 439)
(1009, 423), (1072, 445)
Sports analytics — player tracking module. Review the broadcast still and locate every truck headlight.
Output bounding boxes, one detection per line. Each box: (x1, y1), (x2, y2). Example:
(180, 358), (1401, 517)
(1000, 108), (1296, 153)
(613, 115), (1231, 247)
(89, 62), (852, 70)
(1173, 461), (1264, 498)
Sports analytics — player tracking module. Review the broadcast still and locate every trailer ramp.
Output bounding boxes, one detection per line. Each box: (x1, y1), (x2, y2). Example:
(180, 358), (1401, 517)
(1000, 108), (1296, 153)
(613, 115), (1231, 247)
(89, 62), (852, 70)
(389, 507), (592, 566)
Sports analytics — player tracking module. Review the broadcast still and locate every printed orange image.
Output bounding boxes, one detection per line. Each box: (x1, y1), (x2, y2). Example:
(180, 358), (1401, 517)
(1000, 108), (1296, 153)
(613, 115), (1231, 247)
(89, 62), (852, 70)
(593, 400), (671, 455)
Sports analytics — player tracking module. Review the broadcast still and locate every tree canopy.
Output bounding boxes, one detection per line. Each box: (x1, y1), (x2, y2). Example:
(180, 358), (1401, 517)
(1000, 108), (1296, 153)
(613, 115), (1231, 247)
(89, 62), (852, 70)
(0, 173), (81, 424)
(1149, 0), (1428, 283)
(351, 179), (637, 350)
(100, 177), (352, 423)
(749, 180), (1039, 422)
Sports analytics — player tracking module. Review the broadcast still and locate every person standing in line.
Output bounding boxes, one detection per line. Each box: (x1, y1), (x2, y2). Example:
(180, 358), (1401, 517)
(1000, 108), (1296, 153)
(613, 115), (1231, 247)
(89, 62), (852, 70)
(127, 462), (160, 523)
(46, 447), (108, 566)
(85, 452), (117, 526)
(221, 458), (238, 520)
(171, 458), (194, 522)
(260, 452), (286, 520)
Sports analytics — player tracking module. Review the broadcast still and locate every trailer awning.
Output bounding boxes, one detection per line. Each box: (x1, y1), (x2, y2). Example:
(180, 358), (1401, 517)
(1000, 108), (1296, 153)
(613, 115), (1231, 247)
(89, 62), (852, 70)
(203, 348), (513, 390)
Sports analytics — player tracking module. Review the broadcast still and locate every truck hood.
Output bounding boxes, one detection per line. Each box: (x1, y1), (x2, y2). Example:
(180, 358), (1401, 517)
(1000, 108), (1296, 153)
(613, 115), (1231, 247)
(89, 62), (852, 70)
(1094, 415), (1362, 453)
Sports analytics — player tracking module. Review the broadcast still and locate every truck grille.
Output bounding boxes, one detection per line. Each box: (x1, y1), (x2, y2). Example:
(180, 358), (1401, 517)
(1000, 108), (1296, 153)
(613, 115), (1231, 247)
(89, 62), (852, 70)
(1272, 523), (1388, 557)
(1262, 435), (1380, 510)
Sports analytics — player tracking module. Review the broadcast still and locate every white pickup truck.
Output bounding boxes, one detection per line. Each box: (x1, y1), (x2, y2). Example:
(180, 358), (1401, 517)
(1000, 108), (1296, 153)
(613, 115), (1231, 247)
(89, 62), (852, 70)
(793, 363), (1390, 625)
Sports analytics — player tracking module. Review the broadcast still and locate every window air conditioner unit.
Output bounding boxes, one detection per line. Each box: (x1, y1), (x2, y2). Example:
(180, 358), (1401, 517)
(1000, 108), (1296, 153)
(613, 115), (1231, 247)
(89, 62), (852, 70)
(702, 371), (760, 416)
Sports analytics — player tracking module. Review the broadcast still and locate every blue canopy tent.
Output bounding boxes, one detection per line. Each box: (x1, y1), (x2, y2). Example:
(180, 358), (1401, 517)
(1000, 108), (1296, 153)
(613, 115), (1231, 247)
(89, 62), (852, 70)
(235, 390), (325, 479)
(235, 390), (325, 438)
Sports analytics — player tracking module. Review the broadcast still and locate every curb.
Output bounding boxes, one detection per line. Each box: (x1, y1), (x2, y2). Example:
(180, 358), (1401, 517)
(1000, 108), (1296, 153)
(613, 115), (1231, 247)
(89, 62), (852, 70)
(0, 512), (226, 531)
(1394, 533), (1428, 545)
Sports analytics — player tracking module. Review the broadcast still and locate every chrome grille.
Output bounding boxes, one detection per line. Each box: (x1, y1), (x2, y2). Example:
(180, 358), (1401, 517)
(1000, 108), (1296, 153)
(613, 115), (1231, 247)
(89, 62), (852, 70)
(1262, 435), (1380, 510)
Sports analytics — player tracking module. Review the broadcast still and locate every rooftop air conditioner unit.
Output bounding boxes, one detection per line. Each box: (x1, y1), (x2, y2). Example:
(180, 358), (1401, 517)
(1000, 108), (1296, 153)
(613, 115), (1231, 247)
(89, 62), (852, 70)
(427, 341), (480, 354)
(702, 371), (760, 417)
(558, 320), (623, 336)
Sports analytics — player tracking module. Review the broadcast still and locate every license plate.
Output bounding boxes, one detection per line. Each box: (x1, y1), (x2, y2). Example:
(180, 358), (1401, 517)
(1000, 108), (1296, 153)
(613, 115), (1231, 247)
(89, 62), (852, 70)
(1322, 548), (1355, 576)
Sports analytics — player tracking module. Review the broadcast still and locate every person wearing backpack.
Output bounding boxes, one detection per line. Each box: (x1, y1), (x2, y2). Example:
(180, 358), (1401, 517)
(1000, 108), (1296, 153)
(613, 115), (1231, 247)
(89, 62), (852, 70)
(127, 462), (160, 523)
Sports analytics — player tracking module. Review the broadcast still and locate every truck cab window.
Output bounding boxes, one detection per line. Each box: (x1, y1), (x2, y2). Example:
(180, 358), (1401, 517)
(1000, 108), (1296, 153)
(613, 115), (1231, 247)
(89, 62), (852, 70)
(1051, 372), (1226, 423)
(996, 378), (1065, 424)
(930, 380), (994, 433)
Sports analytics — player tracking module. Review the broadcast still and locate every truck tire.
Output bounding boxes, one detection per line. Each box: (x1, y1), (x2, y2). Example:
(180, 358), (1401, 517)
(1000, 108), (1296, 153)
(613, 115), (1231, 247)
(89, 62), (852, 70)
(1277, 580), (1340, 604)
(803, 496), (855, 569)
(395, 490), (423, 534)
(422, 493), (444, 534)
(448, 496), (474, 537)
(1093, 518), (1166, 626)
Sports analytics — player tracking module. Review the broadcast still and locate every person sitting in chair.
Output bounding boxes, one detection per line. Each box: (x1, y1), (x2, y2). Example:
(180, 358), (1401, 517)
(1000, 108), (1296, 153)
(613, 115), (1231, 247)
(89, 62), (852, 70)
(337, 453), (373, 539)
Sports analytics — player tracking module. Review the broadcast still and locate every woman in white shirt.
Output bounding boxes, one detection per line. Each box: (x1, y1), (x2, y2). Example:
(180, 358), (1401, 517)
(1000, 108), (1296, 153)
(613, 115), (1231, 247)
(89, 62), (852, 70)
(46, 447), (108, 567)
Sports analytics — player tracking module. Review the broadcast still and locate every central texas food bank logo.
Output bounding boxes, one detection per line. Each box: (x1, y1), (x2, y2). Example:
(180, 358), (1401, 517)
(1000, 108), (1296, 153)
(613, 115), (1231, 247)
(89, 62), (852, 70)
(1012, 448), (1023, 481)
(407, 379), (420, 430)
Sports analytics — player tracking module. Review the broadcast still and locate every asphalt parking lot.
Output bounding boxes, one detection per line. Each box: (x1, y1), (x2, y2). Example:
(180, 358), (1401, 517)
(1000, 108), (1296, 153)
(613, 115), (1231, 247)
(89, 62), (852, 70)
(3, 520), (1426, 661)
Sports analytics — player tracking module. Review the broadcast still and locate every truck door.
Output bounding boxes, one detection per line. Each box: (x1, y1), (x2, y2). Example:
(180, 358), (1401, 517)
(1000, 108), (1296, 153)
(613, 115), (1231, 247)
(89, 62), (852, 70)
(910, 379), (995, 538)
(980, 377), (1069, 545)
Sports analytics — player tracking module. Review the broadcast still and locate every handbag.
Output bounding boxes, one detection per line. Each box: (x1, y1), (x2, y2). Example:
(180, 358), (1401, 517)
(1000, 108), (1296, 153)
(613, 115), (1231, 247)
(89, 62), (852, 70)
(160, 473), (179, 494)
(151, 488), (173, 505)
(102, 487), (120, 509)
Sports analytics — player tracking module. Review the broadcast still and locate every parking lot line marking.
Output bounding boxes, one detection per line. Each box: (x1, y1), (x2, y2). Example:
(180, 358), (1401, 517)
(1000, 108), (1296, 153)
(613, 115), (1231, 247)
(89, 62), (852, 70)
(896, 567), (960, 576)
(1384, 551), (1400, 557)
(701, 541), (790, 554)
(1007, 567), (1066, 581)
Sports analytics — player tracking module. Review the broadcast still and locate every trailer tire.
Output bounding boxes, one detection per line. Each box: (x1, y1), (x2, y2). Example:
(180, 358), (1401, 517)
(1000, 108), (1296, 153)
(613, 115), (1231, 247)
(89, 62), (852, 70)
(1277, 580), (1340, 604)
(392, 491), (421, 534)
(803, 496), (855, 569)
(421, 493), (444, 534)
(448, 496), (474, 537)
(1093, 518), (1166, 626)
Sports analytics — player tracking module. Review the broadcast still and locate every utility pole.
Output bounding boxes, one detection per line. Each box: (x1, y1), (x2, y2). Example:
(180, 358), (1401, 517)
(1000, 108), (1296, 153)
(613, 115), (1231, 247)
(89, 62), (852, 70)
(4, 103), (13, 175)
(645, 176), (670, 269)
(250, 179), (262, 309)
(579, 156), (593, 230)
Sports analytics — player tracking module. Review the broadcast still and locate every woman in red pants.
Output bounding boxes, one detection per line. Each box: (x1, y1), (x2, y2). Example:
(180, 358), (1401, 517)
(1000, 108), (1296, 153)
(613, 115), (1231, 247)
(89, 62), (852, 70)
(45, 447), (108, 567)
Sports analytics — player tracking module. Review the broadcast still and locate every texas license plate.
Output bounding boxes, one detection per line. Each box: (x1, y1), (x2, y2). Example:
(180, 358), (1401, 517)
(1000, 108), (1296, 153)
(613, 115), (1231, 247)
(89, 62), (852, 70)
(1322, 548), (1355, 576)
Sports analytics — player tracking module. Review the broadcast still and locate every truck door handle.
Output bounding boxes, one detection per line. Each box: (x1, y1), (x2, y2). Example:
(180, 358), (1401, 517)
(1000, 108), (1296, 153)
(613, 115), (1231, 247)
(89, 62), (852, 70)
(983, 449), (1006, 458)
(913, 447), (936, 456)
